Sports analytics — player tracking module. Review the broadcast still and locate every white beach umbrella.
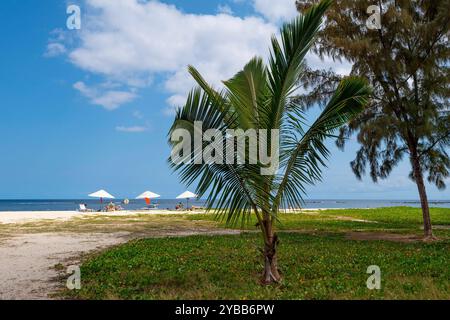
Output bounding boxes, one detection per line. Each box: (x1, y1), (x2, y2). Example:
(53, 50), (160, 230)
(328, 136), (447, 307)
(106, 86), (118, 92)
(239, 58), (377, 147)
(89, 190), (115, 204)
(136, 191), (161, 206)
(176, 191), (198, 208)
(136, 191), (161, 200)
(176, 191), (197, 199)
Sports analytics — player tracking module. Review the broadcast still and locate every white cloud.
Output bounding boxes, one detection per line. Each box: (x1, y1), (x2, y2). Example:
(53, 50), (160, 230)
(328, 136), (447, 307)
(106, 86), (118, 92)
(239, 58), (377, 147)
(44, 43), (67, 57)
(165, 94), (189, 115)
(59, 0), (350, 113)
(92, 91), (137, 110)
(217, 4), (233, 15)
(73, 81), (94, 97)
(305, 53), (352, 76)
(65, 0), (276, 112)
(73, 81), (137, 110)
(252, 0), (298, 23)
(115, 125), (148, 133)
(45, 28), (74, 58)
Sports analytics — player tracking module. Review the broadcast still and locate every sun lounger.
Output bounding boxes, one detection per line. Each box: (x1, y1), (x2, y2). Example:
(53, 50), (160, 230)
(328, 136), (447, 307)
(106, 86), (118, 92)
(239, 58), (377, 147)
(79, 204), (94, 212)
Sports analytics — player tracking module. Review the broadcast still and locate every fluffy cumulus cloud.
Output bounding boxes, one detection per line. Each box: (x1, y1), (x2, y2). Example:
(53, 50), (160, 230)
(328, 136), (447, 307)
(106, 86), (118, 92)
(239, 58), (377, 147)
(54, 0), (350, 113)
(252, 0), (298, 23)
(64, 0), (276, 113)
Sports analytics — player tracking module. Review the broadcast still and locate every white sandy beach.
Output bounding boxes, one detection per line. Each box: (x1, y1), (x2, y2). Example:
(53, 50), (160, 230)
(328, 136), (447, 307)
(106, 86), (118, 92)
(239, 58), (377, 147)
(0, 211), (82, 224)
(0, 209), (241, 299)
(0, 208), (330, 225)
(0, 209), (209, 224)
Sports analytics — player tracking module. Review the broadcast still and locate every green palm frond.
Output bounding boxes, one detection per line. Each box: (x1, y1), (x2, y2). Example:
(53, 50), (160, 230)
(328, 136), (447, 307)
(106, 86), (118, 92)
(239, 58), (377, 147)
(273, 77), (371, 211)
(168, 0), (370, 228)
(223, 57), (269, 130)
(168, 81), (271, 226)
(265, 0), (332, 130)
(188, 66), (237, 128)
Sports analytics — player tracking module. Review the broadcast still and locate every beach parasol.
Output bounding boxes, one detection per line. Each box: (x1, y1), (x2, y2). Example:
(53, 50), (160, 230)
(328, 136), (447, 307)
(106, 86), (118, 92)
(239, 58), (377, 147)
(89, 190), (115, 208)
(176, 191), (198, 209)
(136, 191), (161, 206)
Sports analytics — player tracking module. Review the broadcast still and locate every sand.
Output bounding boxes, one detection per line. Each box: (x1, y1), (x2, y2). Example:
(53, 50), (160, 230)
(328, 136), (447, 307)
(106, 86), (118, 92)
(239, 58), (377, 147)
(0, 208), (343, 225)
(0, 210), (205, 224)
(0, 210), (239, 300)
(0, 232), (129, 300)
(0, 211), (83, 224)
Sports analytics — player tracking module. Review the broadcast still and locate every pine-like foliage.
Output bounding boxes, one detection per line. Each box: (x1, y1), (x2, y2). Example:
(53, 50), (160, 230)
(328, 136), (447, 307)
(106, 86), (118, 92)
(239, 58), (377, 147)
(296, 0), (450, 238)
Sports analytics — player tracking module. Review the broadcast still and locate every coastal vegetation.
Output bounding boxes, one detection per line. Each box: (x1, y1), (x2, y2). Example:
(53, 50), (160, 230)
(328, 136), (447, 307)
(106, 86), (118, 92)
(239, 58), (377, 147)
(59, 207), (450, 300)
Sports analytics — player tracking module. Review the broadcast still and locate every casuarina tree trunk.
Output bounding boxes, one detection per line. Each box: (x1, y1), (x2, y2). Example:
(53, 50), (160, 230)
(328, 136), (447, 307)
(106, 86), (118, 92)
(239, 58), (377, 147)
(411, 153), (433, 239)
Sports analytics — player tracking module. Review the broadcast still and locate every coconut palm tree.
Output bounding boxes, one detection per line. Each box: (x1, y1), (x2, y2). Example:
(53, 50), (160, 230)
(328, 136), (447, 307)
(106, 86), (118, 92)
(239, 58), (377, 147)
(168, 0), (371, 284)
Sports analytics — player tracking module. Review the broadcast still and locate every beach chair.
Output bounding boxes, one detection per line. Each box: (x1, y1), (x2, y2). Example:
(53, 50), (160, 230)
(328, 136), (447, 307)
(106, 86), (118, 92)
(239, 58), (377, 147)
(79, 204), (94, 212)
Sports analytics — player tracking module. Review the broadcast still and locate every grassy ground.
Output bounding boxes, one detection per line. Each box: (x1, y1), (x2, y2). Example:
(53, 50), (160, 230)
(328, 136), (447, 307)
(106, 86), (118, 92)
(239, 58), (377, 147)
(187, 207), (450, 237)
(0, 214), (219, 238)
(60, 207), (450, 300)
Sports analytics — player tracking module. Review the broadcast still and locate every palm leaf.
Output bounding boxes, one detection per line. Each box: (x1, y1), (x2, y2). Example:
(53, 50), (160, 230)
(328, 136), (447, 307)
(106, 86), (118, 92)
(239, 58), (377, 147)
(273, 77), (371, 212)
(264, 0), (333, 130)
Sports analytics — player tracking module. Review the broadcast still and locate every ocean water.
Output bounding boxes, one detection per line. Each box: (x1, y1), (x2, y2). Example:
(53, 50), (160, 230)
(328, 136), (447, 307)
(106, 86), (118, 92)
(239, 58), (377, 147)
(0, 199), (449, 212)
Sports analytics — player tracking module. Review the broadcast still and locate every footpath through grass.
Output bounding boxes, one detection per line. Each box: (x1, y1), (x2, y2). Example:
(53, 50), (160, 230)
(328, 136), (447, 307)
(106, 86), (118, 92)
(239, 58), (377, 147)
(60, 207), (450, 300)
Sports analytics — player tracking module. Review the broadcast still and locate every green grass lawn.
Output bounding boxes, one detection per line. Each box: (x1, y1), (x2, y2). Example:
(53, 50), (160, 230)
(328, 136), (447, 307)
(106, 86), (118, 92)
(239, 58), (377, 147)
(60, 207), (450, 300)
(187, 206), (450, 236)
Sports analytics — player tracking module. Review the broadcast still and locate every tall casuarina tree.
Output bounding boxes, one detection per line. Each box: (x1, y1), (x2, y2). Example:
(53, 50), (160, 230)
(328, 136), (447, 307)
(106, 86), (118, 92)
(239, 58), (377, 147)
(168, 0), (370, 283)
(295, 0), (450, 239)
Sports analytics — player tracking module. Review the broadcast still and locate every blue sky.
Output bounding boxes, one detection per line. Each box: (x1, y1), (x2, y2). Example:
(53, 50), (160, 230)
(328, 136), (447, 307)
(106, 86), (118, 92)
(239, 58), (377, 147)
(0, 0), (448, 200)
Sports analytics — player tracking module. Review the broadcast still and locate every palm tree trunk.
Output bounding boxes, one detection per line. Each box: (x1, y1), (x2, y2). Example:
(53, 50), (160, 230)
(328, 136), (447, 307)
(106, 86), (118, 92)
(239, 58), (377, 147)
(262, 219), (281, 284)
(411, 152), (433, 239)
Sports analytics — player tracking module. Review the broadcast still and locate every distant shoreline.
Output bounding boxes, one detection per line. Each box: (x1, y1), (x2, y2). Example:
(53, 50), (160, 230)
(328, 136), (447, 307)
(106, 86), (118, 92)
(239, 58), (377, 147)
(0, 199), (449, 212)
(1, 206), (450, 225)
